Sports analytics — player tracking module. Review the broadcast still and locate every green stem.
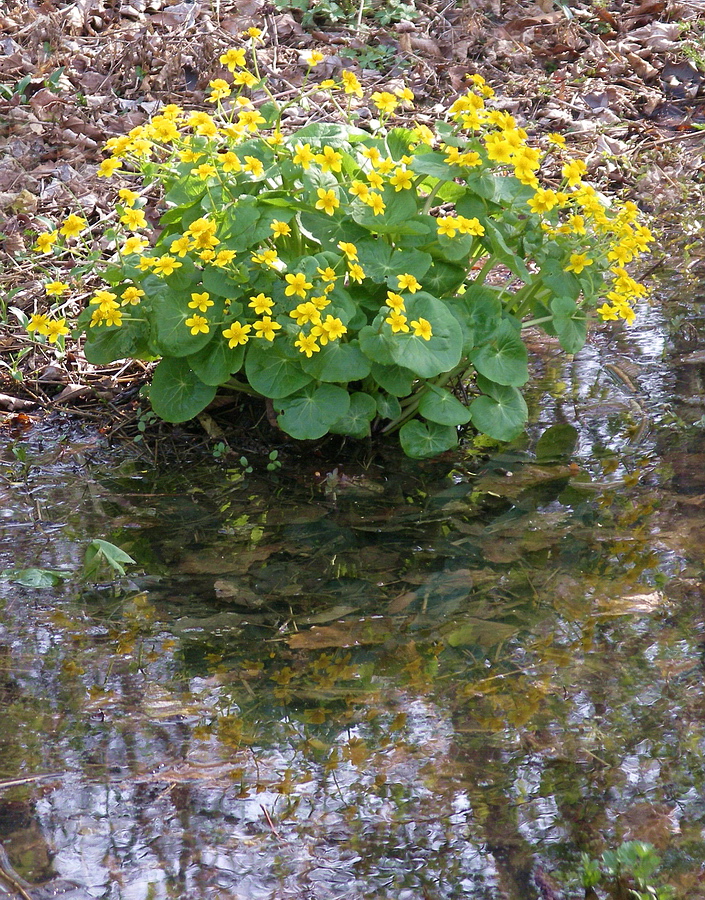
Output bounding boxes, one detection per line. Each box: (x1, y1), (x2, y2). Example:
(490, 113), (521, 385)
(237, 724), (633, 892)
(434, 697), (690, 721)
(422, 180), (444, 215)
(521, 315), (553, 329)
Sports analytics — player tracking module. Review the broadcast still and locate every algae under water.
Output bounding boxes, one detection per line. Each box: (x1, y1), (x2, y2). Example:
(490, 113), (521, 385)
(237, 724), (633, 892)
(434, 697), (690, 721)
(2, 265), (705, 899)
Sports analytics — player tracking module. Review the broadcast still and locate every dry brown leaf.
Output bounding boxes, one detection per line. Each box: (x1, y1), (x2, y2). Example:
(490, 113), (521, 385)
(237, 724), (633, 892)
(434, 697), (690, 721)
(288, 617), (395, 650)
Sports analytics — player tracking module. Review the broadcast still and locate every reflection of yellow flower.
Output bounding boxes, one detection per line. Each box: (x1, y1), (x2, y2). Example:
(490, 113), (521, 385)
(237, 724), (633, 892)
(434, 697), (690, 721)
(185, 315), (209, 335)
(222, 321), (251, 346)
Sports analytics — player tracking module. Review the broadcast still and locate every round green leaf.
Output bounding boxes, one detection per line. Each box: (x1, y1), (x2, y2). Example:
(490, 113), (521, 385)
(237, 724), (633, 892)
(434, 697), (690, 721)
(369, 362), (416, 397)
(399, 420), (458, 458)
(418, 384), (471, 426)
(359, 326), (396, 366)
(151, 291), (223, 358)
(376, 392), (402, 420)
(351, 183), (418, 233)
(274, 383), (350, 440)
(83, 319), (151, 365)
(550, 297), (587, 354)
(150, 356), (217, 423)
(469, 318), (529, 386)
(187, 336), (245, 386)
(245, 340), (313, 399)
(329, 392), (377, 438)
(469, 384), (527, 442)
(300, 339), (371, 383)
(535, 423), (579, 462)
(388, 293), (463, 379)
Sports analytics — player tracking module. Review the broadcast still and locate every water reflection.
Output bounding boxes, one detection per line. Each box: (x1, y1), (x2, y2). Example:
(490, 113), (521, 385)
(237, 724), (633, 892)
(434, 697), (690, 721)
(1, 293), (705, 897)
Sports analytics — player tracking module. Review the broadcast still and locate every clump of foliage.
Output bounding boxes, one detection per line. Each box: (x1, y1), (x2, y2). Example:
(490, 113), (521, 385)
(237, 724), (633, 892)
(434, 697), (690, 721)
(579, 840), (675, 900)
(27, 29), (652, 458)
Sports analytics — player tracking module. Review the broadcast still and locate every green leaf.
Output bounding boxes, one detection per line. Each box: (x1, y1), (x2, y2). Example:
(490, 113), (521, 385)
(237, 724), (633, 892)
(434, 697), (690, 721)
(435, 231), (476, 263)
(399, 420), (458, 458)
(201, 267), (247, 298)
(84, 539), (136, 579)
(410, 150), (456, 181)
(149, 356), (217, 422)
(83, 319), (151, 365)
(351, 183), (418, 233)
(329, 391), (377, 438)
(299, 212), (369, 250)
(541, 257), (581, 301)
(187, 335), (245, 386)
(369, 362), (416, 396)
(418, 384), (471, 426)
(151, 291), (223, 358)
(388, 293), (463, 379)
(359, 325), (397, 367)
(551, 296), (587, 354)
(356, 240), (432, 285)
(221, 198), (261, 251)
(274, 383), (350, 440)
(1, 567), (65, 587)
(421, 259), (466, 297)
(287, 121), (368, 146)
(469, 384), (527, 442)
(469, 318), (529, 386)
(376, 392), (401, 420)
(245, 339), (312, 398)
(300, 339), (371, 382)
(481, 219), (531, 281)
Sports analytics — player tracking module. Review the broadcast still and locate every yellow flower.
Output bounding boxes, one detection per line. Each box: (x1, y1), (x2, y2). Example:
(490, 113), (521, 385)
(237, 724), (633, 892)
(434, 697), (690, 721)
(341, 70), (363, 97)
(367, 193), (385, 216)
(244, 26), (262, 38)
(121, 286), (144, 306)
(527, 188), (558, 215)
(607, 243), (634, 266)
(395, 86), (414, 103)
(361, 146), (382, 165)
(548, 133), (566, 148)
(243, 156), (265, 178)
(377, 157), (395, 174)
(222, 320), (251, 347)
(316, 145), (343, 173)
(456, 216), (485, 236)
(118, 188), (140, 207)
(220, 151), (241, 173)
(192, 163), (217, 180)
(170, 236), (192, 257)
(371, 91), (397, 115)
(45, 318), (71, 343)
(34, 231), (58, 253)
(483, 133), (514, 164)
(567, 214), (586, 235)
(317, 266), (337, 282)
(285, 272), (313, 298)
(295, 332), (320, 357)
(149, 116), (180, 142)
(564, 253), (593, 274)
(180, 149), (204, 164)
(270, 220), (291, 238)
(315, 188), (339, 216)
(27, 314), (50, 335)
(289, 302), (321, 326)
(337, 241), (358, 260)
(102, 307), (123, 328)
(385, 311), (409, 333)
(214, 249), (236, 267)
(348, 263), (365, 283)
(303, 50), (325, 66)
(185, 315), (210, 335)
(189, 292), (214, 312)
(153, 255), (183, 276)
(437, 216), (457, 238)
(232, 70), (258, 88)
(253, 316), (281, 341)
(397, 273), (421, 293)
(411, 317), (432, 340)
(411, 123), (434, 145)
(385, 291), (405, 312)
(60, 214), (87, 238)
(90, 289), (119, 311)
(238, 110), (266, 131)
(249, 293), (274, 315)
(220, 48), (247, 70)
(389, 168), (413, 191)
(367, 171), (384, 190)
(350, 180), (370, 200)
(89, 309), (106, 327)
(97, 157), (121, 177)
(597, 303), (619, 321)
(317, 314), (347, 344)
(208, 78), (231, 102)
(292, 142), (315, 168)
(252, 248), (279, 267)
(120, 207), (148, 229)
(562, 158), (587, 187)
(45, 281), (69, 296)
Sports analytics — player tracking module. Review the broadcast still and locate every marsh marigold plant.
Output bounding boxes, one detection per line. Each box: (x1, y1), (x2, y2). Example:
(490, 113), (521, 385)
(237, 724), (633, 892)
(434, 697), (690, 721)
(29, 42), (652, 457)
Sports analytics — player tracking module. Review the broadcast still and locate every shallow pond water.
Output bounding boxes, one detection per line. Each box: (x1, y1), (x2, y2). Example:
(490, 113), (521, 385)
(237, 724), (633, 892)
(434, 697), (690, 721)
(2, 267), (705, 899)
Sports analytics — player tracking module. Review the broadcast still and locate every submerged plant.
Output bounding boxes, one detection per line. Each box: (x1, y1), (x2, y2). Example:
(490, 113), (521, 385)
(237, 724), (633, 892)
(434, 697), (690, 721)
(27, 32), (652, 457)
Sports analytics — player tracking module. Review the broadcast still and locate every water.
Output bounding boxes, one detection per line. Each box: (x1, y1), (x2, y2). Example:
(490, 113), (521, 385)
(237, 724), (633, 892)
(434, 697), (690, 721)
(2, 267), (705, 899)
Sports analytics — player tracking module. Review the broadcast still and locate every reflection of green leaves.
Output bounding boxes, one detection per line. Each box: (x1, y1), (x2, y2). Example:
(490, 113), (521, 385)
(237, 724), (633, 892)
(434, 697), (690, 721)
(275, 383), (350, 440)
(150, 357), (217, 422)
(1, 568), (65, 587)
(535, 423), (578, 462)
